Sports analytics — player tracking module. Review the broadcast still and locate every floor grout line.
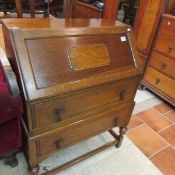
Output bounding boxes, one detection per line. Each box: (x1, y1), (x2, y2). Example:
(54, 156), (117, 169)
(152, 107), (174, 123)
(127, 123), (144, 133)
(149, 145), (169, 159)
(163, 109), (174, 115)
(139, 120), (172, 147)
(128, 117), (173, 157)
(136, 106), (175, 132)
(163, 109), (175, 115)
(153, 106), (173, 116)
(157, 123), (175, 134)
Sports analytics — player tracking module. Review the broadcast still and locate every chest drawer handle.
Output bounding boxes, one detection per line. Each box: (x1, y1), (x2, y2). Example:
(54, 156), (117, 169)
(168, 46), (174, 53)
(54, 108), (64, 122)
(55, 138), (63, 149)
(119, 88), (126, 100)
(155, 78), (160, 85)
(161, 62), (167, 69)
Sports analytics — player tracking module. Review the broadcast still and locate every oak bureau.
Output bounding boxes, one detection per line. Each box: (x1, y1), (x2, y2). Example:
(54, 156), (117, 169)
(2, 18), (142, 174)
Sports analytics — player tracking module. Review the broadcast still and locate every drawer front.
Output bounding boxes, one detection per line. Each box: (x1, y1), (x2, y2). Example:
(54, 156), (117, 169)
(36, 103), (134, 157)
(144, 66), (175, 99)
(159, 17), (175, 36)
(149, 51), (175, 79)
(31, 78), (138, 130)
(154, 34), (175, 58)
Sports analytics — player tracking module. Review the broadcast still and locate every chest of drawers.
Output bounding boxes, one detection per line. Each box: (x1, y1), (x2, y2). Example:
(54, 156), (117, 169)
(143, 14), (175, 106)
(7, 18), (141, 174)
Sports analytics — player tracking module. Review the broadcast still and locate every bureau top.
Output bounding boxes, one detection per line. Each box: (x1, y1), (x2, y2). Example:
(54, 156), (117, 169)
(2, 17), (127, 30)
(10, 20), (141, 102)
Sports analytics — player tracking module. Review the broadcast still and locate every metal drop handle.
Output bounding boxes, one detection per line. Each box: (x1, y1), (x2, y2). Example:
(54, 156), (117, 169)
(119, 88), (126, 100)
(54, 107), (64, 122)
(55, 138), (63, 149)
(168, 45), (174, 53)
(155, 78), (160, 85)
(161, 62), (167, 69)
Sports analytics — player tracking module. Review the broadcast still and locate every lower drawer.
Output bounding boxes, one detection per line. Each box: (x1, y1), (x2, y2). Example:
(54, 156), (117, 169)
(149, 51), (175, 79)
(36, 103), (134, 157)
(144, 66), (175, 100)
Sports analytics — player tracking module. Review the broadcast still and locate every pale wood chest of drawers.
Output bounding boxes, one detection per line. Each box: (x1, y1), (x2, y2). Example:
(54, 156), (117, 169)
(143, 14), (175, 106)
(5, 18), (142, 174)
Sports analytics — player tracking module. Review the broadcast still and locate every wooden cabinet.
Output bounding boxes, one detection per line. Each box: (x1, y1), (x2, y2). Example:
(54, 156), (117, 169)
(133, 0), (168, 69)
(73, 0), (120, 19)
(73, 1), (103, 18)
(142, 15), (175, 106)
(2, 18), (142, 174)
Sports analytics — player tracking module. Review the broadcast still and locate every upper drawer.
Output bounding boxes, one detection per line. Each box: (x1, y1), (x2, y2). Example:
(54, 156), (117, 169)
(30, 78), (138, 132)
(159, 16), (175, 36)
(149, 51), (175, 79)
(36, 103), (134, 157)
(154, 34), (175, 58)
(144, 66), (175, 100)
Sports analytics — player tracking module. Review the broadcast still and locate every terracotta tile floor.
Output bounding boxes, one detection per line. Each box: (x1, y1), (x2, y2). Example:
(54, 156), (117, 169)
(127, 115), (143, 130)
(151, 147), (175, 175)
(165, 110), (175, 123)
(137, 108), (172, 132)
(127, 103), (175, 175)
(154, 103), (173, 114)
(159, 125), (175, 148)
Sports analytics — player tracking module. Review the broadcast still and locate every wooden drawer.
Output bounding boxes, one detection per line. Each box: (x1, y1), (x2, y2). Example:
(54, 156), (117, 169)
(36, 103), (134, 157)
(149, 51), (175, 79)
(30, 78), (138, 130)
(154, 34), (175, 58)
(144, 66), (175, 99)
(159, 16), (175, 36)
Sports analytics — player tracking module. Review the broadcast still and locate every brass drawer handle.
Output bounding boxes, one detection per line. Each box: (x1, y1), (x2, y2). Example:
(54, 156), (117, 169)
(54, 138), (63, 149)
(54, 107), (64, 122)
(119, 88), (126, 100)
(168, 45), (174, 54)
(155, 78), (160, 85)
(161, 62), (167, 69)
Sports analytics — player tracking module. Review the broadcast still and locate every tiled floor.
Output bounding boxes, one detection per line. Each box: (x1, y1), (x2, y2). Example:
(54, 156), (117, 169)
(127, 103), (175, 175)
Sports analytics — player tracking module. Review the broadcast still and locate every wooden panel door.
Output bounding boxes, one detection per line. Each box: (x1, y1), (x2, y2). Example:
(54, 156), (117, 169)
(133, 0), (167, 60)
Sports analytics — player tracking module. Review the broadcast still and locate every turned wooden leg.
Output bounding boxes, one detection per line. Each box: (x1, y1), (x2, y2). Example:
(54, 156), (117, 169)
(4, 151), (18, 168)
(109, 127), (128, 148)
(29, 165), (40, 175)
(116, 127), (128, 148)
(138, 84), (146, 90)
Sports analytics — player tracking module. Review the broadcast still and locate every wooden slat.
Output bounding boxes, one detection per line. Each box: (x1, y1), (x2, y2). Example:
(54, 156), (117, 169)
(15, 0), (23, 17)
(40, 140), (118, 175)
